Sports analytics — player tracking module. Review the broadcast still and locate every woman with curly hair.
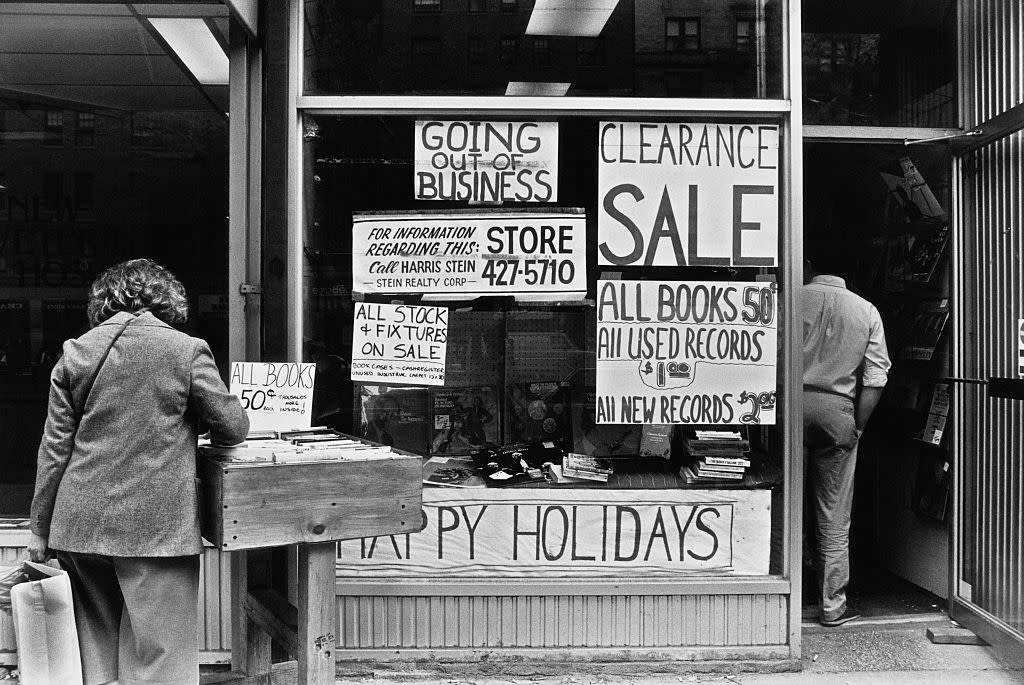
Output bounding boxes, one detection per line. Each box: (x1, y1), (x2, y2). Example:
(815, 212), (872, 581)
(27, 258), (249, 685)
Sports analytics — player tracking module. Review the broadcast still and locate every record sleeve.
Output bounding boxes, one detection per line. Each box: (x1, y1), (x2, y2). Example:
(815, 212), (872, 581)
(356, 385), (430, 454)
(430, 386), (500, 456)
(506, 380), (573, 450)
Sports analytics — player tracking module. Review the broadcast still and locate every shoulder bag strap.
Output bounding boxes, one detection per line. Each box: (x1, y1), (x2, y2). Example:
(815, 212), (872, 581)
(74, 315), (134, 420)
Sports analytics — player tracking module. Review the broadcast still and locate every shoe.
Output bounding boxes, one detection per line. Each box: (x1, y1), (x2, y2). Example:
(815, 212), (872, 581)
(820, 605), (861, 627)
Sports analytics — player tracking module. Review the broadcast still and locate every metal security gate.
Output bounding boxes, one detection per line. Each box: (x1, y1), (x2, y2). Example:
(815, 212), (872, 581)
(951, 0), (1024, 657)
(952, 129), (1024, 657)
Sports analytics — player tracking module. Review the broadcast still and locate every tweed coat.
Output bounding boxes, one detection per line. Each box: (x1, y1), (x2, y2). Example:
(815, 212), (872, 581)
(30, 311), (249, 556)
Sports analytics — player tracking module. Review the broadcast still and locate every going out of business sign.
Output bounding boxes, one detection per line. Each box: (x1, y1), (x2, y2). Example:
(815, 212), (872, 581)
(414, 120), (558, 203)
(597, 122), (779, 267)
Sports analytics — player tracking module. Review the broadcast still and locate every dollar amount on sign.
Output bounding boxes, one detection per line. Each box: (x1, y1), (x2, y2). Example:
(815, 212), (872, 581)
(481, 258), (576, 287)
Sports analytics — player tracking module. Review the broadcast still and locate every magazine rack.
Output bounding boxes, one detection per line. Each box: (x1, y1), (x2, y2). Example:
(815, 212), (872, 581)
(199, 451), (423, 684)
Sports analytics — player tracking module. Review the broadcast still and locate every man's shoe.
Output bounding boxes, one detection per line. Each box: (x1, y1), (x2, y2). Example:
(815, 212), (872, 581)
(820, 605), (861, 627)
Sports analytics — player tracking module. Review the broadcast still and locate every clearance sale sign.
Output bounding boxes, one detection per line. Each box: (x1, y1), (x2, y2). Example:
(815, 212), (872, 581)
(597, 122), (779, 268)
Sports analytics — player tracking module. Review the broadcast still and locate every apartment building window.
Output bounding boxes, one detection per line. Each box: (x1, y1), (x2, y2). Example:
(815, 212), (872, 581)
(499, 36), (518, 66)
(819, 38), (850, 71)
(736, 19), (754, 51)
(75, 112), (96, 146)
(468, 0), (486, 11)
(576, 37), (606, 66)
(532, 37), (551, 67)
(666, 17), (700, 51)
(500, 0), (517, 12)
(413, 0), (441, 11)
(43, 111), (63, 146)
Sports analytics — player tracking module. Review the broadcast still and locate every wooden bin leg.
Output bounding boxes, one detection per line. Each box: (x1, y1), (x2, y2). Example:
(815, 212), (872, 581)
(230, 550), (271, 675)
(296, 542), (337, 685)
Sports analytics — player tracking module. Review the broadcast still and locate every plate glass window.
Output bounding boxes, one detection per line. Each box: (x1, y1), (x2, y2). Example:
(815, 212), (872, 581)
(302, 0), (783, 98)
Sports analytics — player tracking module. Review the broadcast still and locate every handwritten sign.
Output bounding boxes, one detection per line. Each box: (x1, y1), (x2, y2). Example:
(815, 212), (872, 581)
(595, 280), (777, 425)
(337, 488), (771, 577)
(415, 121), (558, 202)
(598, 122), (778, 267)
(351, 302), (448, 386)
(229, 362), (316, 431)
(352, 211), (586, 297)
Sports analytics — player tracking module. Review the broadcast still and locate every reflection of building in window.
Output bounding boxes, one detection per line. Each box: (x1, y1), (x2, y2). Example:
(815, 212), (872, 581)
(532, 37), (551, 67)
(500, 0), (517, 13)
(131, 112), (158, 148)
(74, 172), (94, 213)
(666, 17), (700, 51)
(819, 38), (850, 72)
(665, 70), (704, 97)
(44, 111), (63, 146)
(75, 112), (96, 147)
(499, 36), (518, 65)
(412, 36), (443, 61)
(413, 0), (441, 11)
(576, 37), (606, 66)
(736, 18), (754, 51)
(468, 0), (486, 12)
(468, 36), (486, 65)
(42, 171), (62, 212)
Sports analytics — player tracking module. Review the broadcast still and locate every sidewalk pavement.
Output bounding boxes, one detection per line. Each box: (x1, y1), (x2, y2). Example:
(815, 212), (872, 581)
(333, 616), (1024, 685)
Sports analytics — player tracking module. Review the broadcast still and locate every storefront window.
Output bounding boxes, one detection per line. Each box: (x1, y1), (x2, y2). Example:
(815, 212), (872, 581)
(303, 114), (787, 577)
(802, 0), (957, 126)
(0, 102), (229, 516)
(302, 0), (784, 98)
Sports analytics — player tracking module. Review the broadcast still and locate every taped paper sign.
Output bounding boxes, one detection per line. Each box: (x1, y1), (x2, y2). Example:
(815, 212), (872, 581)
(229, 362), (316, 431)
(598, 122), (779, 267)
(351, 302), (448, 386)
(415, 120), (558, 202)
(337, 488), (771, 577)
(595, 280), (778, 425)
(352, 211), (587, 297)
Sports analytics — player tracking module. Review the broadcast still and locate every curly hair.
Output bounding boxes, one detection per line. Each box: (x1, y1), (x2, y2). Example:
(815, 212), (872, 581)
(87, 258), (189, 327)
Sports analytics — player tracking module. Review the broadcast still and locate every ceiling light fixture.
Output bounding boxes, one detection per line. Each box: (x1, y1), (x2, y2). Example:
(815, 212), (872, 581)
(149, 18), (229, 85)
(526, 0), (619, 37)
(505, 81), (572, 96)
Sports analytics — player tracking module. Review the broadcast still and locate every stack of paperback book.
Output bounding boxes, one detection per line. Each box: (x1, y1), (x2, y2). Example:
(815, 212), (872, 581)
(199, 427), (394, 464)
(679, 430), (750, 484)
(561, 453), (613, 482)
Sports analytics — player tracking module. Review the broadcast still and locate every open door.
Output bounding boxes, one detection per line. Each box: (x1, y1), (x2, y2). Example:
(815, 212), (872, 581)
(949, 127), (1024, 661)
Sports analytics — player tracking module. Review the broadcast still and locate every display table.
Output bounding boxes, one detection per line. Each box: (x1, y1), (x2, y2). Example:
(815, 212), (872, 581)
(198, 453), (423, 684)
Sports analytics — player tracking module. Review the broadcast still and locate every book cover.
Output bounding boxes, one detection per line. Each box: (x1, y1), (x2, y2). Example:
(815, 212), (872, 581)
(638, 425), (673, 459)
(357, 385), (430, 454)
(900, 299), (950, 361)
(422, 456), (488, 488)
(430, 386), (500, 456)
(507, 380), (573, 450)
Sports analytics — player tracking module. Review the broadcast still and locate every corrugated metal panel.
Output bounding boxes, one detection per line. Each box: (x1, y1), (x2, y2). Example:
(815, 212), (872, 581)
(960, 0), (1024, 127)
(336, 593), (788, 649)
(0, 543), (231, 658)
(955, 129), (1024, 637)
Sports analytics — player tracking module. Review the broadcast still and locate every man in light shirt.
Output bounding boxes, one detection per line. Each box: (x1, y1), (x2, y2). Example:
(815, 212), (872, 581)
(802, 251), (891, 627)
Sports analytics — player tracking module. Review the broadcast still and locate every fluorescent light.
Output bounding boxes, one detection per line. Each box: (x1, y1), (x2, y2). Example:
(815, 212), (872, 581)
(505, 81), (571, 96)
(526, 0), (619, 37)
(149, 18), (228, 85)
